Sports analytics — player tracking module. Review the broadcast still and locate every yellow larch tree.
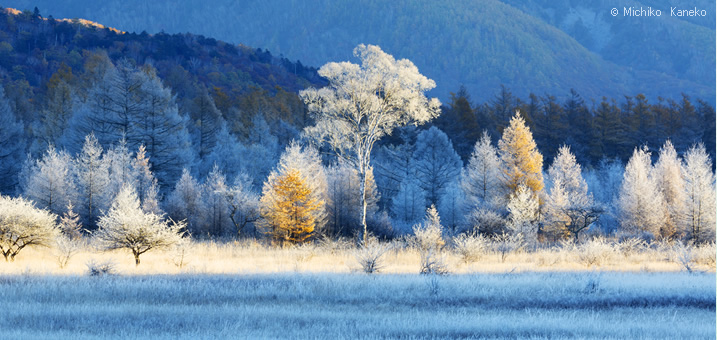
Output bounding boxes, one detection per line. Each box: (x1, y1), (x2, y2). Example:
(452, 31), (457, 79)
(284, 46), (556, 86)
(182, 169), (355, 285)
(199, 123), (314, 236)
(260, 169), (322, 245)
(498, 111), (544, 200)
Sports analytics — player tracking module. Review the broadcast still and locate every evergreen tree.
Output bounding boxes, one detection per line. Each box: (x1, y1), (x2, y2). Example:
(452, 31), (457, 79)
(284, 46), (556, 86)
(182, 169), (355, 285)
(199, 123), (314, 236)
(498, 111), (544, 201)
(74, 134), (110, 229)
(260, 169), (320, 245)
(618, 146), (665, 238)
(461, 131), (503, 210)
(411, 126), (462, 206)
(166, 169), (207, 237)
(681, 144), (716, 244)
(0, 87), (25, 194)
(21, 145), (77, 215)
(653, 140), (686, 239)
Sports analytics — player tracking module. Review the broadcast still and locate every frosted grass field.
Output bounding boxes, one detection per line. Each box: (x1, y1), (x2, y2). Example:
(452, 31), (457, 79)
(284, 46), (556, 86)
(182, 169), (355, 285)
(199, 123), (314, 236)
(0, 272), (714, 339)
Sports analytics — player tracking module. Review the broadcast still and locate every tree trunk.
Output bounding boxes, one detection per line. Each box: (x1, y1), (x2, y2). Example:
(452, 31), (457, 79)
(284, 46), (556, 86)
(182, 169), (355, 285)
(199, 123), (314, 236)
(359, 168), (368, 246)
(133, 251), (140, 266)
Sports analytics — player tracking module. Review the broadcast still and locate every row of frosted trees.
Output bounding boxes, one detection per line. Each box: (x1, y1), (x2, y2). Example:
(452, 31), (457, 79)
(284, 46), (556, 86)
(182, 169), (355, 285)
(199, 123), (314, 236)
(1, 44), (714, 266)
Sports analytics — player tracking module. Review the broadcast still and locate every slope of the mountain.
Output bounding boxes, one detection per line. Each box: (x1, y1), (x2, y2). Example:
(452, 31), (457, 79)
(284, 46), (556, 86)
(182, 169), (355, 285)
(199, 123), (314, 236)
(2, 0), (713, 103)
(0, 7), (324, 124)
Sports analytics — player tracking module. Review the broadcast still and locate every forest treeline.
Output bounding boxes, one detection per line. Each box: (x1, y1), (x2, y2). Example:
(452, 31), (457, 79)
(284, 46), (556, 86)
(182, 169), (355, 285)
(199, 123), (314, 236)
(0, 8), (714, 252)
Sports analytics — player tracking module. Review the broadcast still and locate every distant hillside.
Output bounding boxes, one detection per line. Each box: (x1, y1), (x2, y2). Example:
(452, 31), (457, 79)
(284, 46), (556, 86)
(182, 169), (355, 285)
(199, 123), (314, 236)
(0, 6), (325, 143)
(3, 0), (713, 103)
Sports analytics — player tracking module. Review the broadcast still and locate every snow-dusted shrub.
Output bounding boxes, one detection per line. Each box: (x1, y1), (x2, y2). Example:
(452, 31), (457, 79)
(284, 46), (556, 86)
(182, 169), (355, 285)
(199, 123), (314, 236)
(693, 243), (716, 268)
(616, 237), (647, 258)
(419, 248), (448, 275)
(55, 236), (85, 269)
(577, 237), (613, 267)
(354, 237), (391, 274)
(411, 206), (445, 252)
(86, 259), (117, 276)
(452, 232), (489, 263)
(0, 196), (59, 261)
(492, 232), (525, 263)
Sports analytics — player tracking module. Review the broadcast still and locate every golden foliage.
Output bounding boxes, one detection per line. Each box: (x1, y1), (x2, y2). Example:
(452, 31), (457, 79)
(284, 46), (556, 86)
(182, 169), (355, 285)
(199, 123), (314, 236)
(498, 111), (544, 199)
(260, 169), (321, 245)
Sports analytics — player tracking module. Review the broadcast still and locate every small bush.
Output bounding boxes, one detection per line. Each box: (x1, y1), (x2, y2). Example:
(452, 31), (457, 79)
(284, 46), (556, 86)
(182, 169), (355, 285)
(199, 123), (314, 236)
(492, 232), (525, 263)
(411, 206), (445, 252)
(693, 243), (716, 268)
(354, 238), (391, 274)
(616, 237), (647, 258)
(577, 238), (613, 267)
(419, 248), (448, 275)
(452, 232), (489, 263)
(54, 236), (84, 269)
(86, 260), (117, 277)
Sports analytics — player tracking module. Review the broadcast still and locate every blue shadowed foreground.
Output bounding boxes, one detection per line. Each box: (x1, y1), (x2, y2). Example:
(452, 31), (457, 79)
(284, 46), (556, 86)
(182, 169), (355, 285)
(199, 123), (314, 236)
(0, 272), (714, 339)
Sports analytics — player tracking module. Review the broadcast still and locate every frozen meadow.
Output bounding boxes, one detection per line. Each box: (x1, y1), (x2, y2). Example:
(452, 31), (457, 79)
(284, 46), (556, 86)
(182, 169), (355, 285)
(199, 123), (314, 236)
(0, 240), (714, 339)
(0, 272), (713, 339)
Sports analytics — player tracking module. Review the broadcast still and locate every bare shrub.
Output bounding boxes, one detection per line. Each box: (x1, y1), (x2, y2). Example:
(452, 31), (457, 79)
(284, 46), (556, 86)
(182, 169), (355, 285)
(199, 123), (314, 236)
(693, 243), (716, 268)
(354, 237), (391, 274)
(492, 232), (525, 263)
(86, 260), (117, 276)
(171, 239), (190, 269)
(412, 206), (448, 274)
(672, 243), (695, 273)
(452, 232), (489, 263)
(54, 236), (85, 269)
(293, 243), (316, 263)
(419, 248), (448, 275)
(616, 237), (647, 258)
(411, 207), (445, 252)
(316, 235), (352, 255)
(577, 237), (613, 267)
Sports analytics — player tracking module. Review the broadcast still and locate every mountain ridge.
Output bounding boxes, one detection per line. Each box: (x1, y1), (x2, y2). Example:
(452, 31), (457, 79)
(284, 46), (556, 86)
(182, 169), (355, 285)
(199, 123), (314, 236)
(2, 0), (713, 103)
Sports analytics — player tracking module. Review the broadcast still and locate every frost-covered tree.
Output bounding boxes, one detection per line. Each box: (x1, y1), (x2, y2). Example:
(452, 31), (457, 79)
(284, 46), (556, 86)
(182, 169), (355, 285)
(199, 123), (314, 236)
(618, 146), (665, 238)
(437, 181), (466, 233)
(104, 137), (138, 200)
(39, 73), (73, 147)
(74, 134), (110, 229)
(373, 129), (416, 210)
(0, 195), (59, 261)
(681, 144), (716, 244)
(544, 146), (598, 242)
(201, 125), (243, 181)
(507, 184), (539, 244)
(584, 158), (624, 233)
(22, 145), (77, 216)
(653, 140), (687, 239)
(204, 165), (231, 237)
(190, 86), (223, 159)
(222, 173), (260, 238)
(461, 131), (503, 210)
(95, 184), (185, 265)
(132, 145), (161, 214)
(412, 127), (462, 205)
(0, 87), (25, 194)
(301, 44), (441, 244)
(58, 201), (83, 239)
(63, 60), (193, 189)
(134, 67), (194, 188)
(391, 177), (427, 230)
(166, 169), (206, 237)
(498, 111), (544, 200)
